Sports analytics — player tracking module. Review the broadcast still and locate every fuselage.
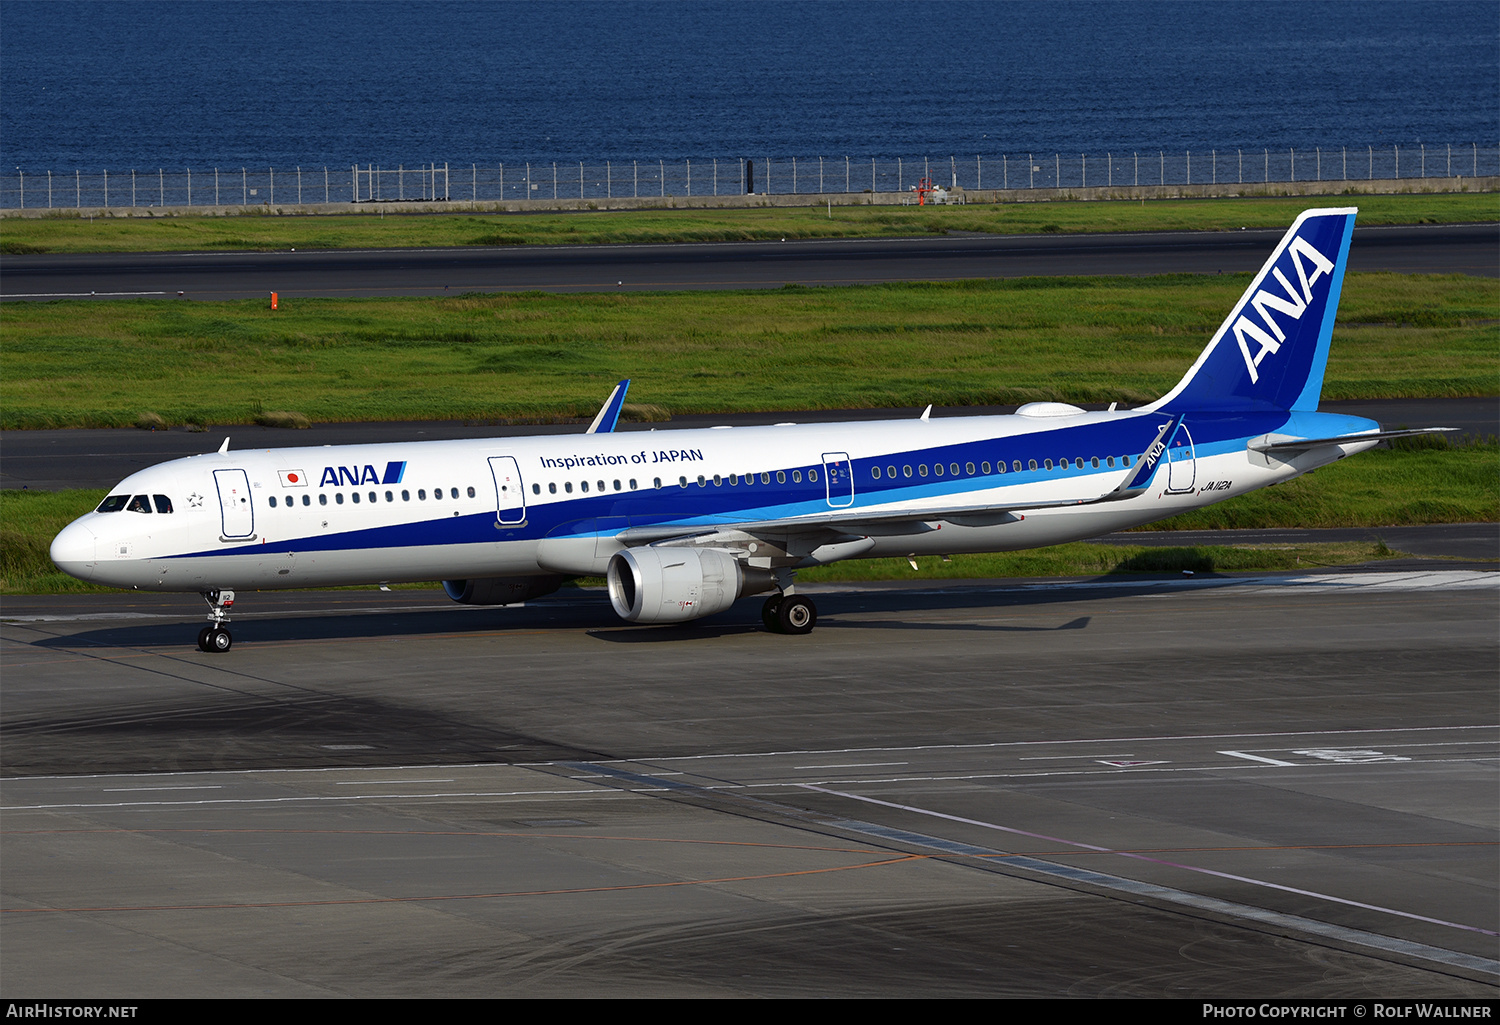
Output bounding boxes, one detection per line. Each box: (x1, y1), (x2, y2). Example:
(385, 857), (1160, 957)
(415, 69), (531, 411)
(50, 404), (1380, 594)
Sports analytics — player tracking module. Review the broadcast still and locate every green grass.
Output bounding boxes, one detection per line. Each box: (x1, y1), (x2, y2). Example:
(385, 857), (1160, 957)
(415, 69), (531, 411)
(4, 442), (1493, 594)
(2, 193), (1495, 254)
(3, 272), (1494, 429)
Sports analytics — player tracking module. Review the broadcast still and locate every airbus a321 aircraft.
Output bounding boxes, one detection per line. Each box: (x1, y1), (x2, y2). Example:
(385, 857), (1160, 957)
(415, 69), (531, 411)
(51, 208), (1443, 650)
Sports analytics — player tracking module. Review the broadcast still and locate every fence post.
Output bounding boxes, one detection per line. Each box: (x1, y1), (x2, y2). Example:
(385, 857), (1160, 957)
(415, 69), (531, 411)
(526, 162), (531, 199)
(898, 157), (902, 192)
(1238, 148), (1242, 184)
(104, 169), (108, 207)
(500, 162), (504, 201)
(1289, 148), (1294, 182)
(1159, 151), (1164, 186)
(186, 168), (190, 207)
(158, 168), (163, 206)
(660, 159), (664, 197)
(792, 156), (797, 194)
(48, 169), (53, 208)
(846, 155), (850, 193)
(270, 166), (274, 204)
(1343, 146), (1346, 180)
(872, 157), (875, 193)
(820, 155), (824, 194)
(1003, 153), (1008, 189)
(1081, 153), (1085, 188)
(131, 168), (136, 207)
(553, 162), (558, 200)
(1107, 152), (1111, 187)
(1186, 149), (1190, 185)
(351, 165), (356, 202)
(1473, 142), (1478, 176)
(687, 158), (691, 197)
(1420, 143), (1425, 178)
(1368, 146), (1372, 180)
(580, 161), (584, 199)
(715, 158), (719, 196)
(16, 169), (22, 209)
(977, 154), (982, 190)
(297, 166), (302, 203)
(634, 160), (638, 198)
(1446, 143), (1450, 177)
(1029, 153), (1033, 189)
(1316, 147), (1320, 181)
(607, 160), (612, 198)
(1054, 152), (1058, 186)
(1394, 144), (1398, 179)
(1134, 151), (1138, 186)
(76, 169), (80, 208)
(1212, 149), (1216, 184)
(242, 167), (247, 205)
(1264, 148), (1268, 183)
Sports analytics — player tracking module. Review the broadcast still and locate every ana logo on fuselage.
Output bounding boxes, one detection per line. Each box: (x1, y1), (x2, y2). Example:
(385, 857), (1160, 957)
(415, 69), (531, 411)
(1233, 236), (1335, 384)
(319, 461), (407, 487)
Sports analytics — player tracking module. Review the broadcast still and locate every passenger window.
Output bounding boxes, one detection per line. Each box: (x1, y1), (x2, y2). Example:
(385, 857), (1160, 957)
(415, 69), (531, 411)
(713, 475), (721, 486)
(761, 472), (770, 484)
(319, 493), (328, 506)
(153, 495), (173, 513)
(903, 465), (912, 477)
(918, 465), (928, 477)
(96, 495), (129, 512)
(934, 463), (943, 476)
(630, 479), (638, 490)
(808, 469), (818, 482)
(1028, 460), (1037, 471)
(402, 490), (410, 501)
(698, 475), (706, 487)
(653, 477), (662, 489)
(792, 470), (801, 483)
(532, 484), (540, 495)
(467, 486), (476, 498)
(370, 491), (378, 503)
(548, 483), (556, 494)
(951, 463), (960, 475)
(581, 481), (590, 493)
(965, 462), (974, 475)
(565, 482), (573, 493)
(1013, 460), (1022, 472)
(613, 480), (621, 491)
(680, 476), (688, 487)
(336, 493), (345, 504)
(729, 474), (738, 485)
(1091, 457), (1100, 468)
(776, 471), (786, 484)
(597, 481), (605, 492)
(418, 489), (427, 500)
(1043, 460), (1052, 470)
(127, 495), (152, 513)
(384, 491), (392, 502)
(1107, 457), (1115, 467)
(887, 465), (896, 479)
(352, 492), (361, 504)
(303, 495), (310, 506)
(872, 466), (882, 479)
(269, 496), (277, 508)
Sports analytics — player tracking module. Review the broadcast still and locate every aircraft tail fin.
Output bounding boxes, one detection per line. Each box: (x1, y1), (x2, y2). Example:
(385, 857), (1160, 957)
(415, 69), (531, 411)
(1144, 208), (1357, 414)
(586, 379), (631, 434)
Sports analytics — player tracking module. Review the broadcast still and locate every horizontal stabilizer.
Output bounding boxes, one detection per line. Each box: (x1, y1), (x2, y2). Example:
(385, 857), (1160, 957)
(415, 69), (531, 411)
(1248, 427), (1456, 454)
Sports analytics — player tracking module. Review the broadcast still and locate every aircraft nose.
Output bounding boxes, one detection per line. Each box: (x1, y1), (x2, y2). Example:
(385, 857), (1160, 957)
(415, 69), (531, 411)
(50, 520), (97, 581)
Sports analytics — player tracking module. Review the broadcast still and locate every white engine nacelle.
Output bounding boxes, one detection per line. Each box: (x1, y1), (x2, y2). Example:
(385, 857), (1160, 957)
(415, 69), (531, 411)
(607, 547), (774, 624)
(442, 575), (565, 606)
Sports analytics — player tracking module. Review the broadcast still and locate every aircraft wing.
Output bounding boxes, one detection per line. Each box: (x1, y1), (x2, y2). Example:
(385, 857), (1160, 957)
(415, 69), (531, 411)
(617, 416), (1182, 547)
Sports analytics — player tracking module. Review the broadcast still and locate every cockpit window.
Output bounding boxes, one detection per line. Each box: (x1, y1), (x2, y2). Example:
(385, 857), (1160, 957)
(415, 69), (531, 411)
(126, 495), (152, 513)
(153, 495), (174, 514)
(96, 495), (130, 513)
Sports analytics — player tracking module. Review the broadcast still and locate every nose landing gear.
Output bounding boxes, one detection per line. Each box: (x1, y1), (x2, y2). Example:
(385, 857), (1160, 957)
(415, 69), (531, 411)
(197, 590), (235, 652)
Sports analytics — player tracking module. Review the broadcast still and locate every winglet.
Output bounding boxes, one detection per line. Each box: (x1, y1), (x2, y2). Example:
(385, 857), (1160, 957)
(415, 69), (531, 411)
(585, 379), (631, 434)
(1099, 414), (1182, 501)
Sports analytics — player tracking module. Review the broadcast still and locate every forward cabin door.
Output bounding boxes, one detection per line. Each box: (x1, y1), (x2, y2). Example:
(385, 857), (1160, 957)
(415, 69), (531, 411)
(489, 456), (526, 525)
(213, 468), (255, 539)
(822, 452), (855, 508)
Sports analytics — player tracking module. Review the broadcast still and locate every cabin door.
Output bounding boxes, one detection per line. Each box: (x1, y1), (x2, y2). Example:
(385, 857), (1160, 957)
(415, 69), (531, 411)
(1165, 423), (1197, 494)
(213, 468), (255, 539)
(489, 456), (527, 525)
(822, 452), (855, 508)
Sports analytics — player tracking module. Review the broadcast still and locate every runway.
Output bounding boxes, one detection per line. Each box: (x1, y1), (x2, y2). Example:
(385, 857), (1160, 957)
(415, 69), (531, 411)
(2, 222), (1496, 301)
(2, 571), (1496, 996)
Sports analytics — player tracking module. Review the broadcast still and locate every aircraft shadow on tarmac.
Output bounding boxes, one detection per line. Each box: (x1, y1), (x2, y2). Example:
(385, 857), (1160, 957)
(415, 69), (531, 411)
(23, 578), (1217, 650)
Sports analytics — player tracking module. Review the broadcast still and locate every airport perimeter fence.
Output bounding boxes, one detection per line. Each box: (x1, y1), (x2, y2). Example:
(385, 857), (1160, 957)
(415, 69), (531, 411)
(3, 142), (1497, 210)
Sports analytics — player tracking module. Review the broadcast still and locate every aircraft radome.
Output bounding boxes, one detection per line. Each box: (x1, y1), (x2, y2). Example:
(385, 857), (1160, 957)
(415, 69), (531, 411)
(50, 208), (1450, 650)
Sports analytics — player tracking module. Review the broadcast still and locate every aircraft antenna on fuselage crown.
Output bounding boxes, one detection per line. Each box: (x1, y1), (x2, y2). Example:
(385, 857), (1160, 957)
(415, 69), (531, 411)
(218, 437), (230, 454)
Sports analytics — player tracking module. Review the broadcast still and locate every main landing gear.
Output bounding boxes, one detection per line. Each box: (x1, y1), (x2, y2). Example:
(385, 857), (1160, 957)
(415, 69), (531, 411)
(761, 592), (817, 635)
(197, 589), (235, 652)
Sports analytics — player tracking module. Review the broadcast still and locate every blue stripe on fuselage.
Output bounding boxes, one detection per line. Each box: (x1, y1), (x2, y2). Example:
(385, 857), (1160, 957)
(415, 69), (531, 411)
(166, 411), (1294, 559)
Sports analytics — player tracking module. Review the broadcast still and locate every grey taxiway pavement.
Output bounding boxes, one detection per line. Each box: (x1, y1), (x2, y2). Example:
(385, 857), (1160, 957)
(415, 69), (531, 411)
(2, 571), (1496, 997)
(2, 221), (1496, 301)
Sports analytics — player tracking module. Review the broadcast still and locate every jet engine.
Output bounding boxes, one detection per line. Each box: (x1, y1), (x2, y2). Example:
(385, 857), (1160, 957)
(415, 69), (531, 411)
(442, 575), (565, 605)
(607, 547), (774, 624)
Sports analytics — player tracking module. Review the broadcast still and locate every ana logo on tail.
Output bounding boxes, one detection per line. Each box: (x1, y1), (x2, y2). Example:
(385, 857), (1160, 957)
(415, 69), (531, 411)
(1233, 236), (1335, 384)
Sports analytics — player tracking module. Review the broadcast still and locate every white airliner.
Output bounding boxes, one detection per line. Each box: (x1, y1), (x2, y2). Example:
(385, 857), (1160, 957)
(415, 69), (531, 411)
(51, 208), (1445, 650)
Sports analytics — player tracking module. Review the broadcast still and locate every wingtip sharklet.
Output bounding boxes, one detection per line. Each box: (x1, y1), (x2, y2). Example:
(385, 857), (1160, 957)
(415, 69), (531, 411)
(585, 379), (631, 434)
